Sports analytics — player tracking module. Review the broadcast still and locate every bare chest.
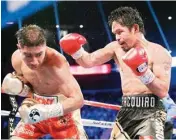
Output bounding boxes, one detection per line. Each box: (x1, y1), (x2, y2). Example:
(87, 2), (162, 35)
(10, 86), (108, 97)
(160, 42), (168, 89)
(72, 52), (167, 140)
(114, 48), (154, 94)
(21, 66), (60, 94)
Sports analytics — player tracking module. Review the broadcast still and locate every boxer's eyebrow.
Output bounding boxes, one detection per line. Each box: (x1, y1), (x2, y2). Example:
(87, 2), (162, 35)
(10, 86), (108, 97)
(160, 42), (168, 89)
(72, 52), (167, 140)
(23, 52), (32, 56)
(112, 28), (121, 35)
(35, 52), (43, 56)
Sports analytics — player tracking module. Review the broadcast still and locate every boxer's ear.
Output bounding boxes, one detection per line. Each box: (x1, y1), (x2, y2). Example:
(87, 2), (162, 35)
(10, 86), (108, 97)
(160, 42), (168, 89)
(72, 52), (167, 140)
(131, 24), (140, 34)
(17, 43), (22, 49)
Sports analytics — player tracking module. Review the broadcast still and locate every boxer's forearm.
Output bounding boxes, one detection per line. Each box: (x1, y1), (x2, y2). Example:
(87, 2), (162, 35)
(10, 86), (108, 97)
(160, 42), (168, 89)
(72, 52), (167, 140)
(19, 95), (84, 124)
(146, 77), (169, 98)
(61, 96), (84, 115)
(76, 48), (114, 68)
(76, 51), (102, 68)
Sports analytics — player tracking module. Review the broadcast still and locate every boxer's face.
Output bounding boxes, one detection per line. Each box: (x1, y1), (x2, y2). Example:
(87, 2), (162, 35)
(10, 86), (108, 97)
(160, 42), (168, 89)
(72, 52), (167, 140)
(112, 21), (139, 52)
(18, 44), (47, 70)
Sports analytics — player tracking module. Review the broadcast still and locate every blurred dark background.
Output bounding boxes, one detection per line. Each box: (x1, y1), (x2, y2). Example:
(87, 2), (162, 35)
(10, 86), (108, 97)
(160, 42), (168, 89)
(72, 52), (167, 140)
(1, 1), (176, 139)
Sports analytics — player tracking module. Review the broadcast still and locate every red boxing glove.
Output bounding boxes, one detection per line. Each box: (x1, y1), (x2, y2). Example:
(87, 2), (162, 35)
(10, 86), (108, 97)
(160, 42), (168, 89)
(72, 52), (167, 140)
(59, 33), (87, 59)
(122, 47), (155, 84)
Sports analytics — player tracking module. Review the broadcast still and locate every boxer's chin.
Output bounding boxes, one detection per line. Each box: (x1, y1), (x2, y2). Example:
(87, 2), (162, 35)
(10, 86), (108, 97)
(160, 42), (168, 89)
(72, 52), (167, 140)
(122, 47), (131, 52)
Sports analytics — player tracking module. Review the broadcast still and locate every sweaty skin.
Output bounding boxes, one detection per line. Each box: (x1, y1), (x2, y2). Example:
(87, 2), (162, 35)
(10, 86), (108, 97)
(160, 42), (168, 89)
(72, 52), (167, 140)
(75, 21), (172, 98)
(11, 47), (84, 115)
(76, 40), (172, 98)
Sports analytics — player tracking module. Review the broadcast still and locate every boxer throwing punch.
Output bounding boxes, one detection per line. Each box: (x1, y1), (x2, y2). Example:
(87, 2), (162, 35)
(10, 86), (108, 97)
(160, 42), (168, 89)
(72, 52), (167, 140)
(2, 24), (87, 139)
(60, 6), (176, 139)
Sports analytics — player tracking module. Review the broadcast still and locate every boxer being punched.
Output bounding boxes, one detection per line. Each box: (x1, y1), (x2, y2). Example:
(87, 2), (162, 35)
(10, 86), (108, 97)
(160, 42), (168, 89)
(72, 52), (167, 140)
(2, 25), (87, 139)
(60, 6), (176, 139)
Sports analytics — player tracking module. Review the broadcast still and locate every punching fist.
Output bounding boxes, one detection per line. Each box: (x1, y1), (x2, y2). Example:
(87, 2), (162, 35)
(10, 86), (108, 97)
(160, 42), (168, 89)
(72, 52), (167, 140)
(2, 73), (30, 96)
(19, 98), (40, 123)
(59, 33), (87, 59)
(19, 99), (63, 124)
(122, 47), (155, 84)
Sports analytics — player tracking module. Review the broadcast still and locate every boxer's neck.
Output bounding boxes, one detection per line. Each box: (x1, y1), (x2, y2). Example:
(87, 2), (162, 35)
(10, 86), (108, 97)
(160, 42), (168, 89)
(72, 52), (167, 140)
(135, 33), (149, 48)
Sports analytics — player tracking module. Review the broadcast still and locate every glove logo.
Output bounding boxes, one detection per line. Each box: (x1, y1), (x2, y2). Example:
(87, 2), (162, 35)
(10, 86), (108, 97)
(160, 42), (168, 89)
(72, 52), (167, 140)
(29, 109), (40, 122)
(137, 62), (147, 73)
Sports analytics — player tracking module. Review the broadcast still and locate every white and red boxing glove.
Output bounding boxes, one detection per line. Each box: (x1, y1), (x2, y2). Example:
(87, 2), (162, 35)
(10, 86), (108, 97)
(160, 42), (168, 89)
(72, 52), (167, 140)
(59, 33), (87, 59)
(2, 73), (30, 96)
(122, 47), (155, 85)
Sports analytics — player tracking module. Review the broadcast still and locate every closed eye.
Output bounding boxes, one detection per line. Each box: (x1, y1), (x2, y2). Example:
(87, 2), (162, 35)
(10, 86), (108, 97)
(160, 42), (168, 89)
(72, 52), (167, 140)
(24, 53), (32, 58)
(35, 52), (42, 57)
(117, 30), (123, 35)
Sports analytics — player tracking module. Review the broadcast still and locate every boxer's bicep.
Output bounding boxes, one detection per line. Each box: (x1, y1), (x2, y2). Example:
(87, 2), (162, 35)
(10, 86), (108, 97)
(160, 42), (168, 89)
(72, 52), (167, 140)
(59, 70), (83, 98)
(11, 50), (29, 83)
(153, 49), (172, 87)
(55, 59), (84, 112)
(76, 41), (116, 67)
(90, 44), (115, 64)
(11, 50), (32, 97)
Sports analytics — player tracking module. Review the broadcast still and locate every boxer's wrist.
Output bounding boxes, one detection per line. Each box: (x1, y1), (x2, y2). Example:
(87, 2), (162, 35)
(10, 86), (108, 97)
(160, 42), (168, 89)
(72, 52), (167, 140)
(46, 103), (64, 118)
(13, 74), (31, 97)
(138, 69), (155, 85)
(19, 84), (30, 97)
(71, 47), (85, 59)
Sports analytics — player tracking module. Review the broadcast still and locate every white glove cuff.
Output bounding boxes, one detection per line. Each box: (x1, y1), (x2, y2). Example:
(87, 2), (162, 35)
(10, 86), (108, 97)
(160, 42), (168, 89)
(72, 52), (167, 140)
(47, 102), (64, 118)
(19, 84), (30, 97)
(27, 103), (64, 124)
(139, 69), (155, 85)
(71, 47), (85, 59)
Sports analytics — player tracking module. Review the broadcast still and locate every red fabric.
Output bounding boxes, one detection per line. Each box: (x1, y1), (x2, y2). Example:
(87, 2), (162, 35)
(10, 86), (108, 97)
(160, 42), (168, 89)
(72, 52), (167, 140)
(139, 135), (154, 140)
(13, 113), (80, 139)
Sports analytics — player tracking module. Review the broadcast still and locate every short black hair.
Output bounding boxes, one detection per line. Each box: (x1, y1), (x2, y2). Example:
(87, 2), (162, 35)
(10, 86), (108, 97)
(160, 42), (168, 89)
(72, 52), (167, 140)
(15, 24), (46, 47)
(108, 6), (145, 34)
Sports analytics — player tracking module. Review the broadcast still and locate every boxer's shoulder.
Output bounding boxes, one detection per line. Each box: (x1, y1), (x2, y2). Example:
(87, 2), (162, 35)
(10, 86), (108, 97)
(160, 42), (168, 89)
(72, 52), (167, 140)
(147, 41), (171, 60)
(11, 50), (23, 73)
(148, 41), (168, 53)
(149, 42), (171, 60)
(106, 41), (120, 49)
(46, 47), (68, 67)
